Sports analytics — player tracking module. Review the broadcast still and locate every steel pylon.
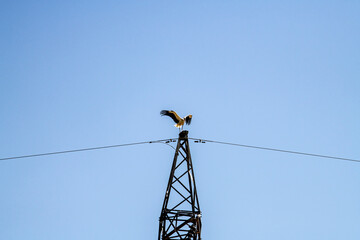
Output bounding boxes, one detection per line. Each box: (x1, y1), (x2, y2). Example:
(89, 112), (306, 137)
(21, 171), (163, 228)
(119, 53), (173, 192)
(158, 131), (202, 240)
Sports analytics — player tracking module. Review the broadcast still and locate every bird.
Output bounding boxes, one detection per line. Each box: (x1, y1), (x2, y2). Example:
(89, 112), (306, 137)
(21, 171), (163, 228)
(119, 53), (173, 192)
(160, 110), (192, 131)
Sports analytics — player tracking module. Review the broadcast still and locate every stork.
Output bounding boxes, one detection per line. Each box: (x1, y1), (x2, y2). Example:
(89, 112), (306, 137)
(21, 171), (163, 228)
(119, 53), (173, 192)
(160, 110), (192, 131)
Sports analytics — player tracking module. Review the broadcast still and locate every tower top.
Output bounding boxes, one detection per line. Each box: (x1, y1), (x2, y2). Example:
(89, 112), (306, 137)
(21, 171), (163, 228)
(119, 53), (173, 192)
(179, 130), (189, 139)
(158, 129), (202, 239)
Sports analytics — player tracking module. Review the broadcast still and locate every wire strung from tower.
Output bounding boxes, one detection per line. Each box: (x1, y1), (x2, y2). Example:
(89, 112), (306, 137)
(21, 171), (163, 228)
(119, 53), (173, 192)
(190, 137), (360, 163)
(0, 138), (177, 161)
(0, 137), (359, 163)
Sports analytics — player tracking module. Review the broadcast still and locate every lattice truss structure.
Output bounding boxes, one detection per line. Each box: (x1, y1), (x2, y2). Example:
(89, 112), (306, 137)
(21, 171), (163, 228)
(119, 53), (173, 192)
(158, 131), (202, 240)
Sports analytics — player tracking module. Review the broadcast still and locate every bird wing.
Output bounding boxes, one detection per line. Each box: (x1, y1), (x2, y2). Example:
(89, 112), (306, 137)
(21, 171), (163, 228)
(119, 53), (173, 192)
(160, 110), (181, 123)
(185, 115), (192, 125)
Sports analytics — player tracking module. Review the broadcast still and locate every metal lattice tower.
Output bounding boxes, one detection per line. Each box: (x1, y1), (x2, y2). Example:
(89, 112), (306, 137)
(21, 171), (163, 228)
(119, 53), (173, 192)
(158, 130), (202, 240)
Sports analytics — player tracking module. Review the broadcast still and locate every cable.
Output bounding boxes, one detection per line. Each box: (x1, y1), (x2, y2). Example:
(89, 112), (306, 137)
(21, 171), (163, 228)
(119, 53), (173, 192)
(0, 138), (177, 161)
(190, 138), (360, 163)
(153, 141), (177, 151)
(1, 137), (358, 163)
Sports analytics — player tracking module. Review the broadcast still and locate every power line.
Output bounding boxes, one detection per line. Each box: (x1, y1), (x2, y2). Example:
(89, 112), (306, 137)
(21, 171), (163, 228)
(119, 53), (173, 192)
(1, 137), (359, 163)
(190, 138), (360, 163)
(0, 138), (176, 161)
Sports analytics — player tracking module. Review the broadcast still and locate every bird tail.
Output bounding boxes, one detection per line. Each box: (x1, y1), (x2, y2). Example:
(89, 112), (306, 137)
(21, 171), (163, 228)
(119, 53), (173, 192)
(174, 123), (182, 128)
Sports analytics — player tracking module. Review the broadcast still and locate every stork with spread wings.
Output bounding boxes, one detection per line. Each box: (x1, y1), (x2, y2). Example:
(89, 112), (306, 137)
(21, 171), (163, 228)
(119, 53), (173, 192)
(160, 110), (192, 131)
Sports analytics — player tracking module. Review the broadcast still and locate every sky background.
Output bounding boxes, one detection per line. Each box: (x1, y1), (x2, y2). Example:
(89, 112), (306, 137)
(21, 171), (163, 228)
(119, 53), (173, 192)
(1, 1), (360, 239)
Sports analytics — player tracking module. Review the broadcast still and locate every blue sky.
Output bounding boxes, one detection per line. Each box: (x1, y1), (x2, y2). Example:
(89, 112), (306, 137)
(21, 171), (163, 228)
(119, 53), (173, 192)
(1, 1), (359, 239)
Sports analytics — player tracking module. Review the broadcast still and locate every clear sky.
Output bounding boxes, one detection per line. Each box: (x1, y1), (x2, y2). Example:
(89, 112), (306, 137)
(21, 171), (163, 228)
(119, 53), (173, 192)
(1, 1), (359, 239)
